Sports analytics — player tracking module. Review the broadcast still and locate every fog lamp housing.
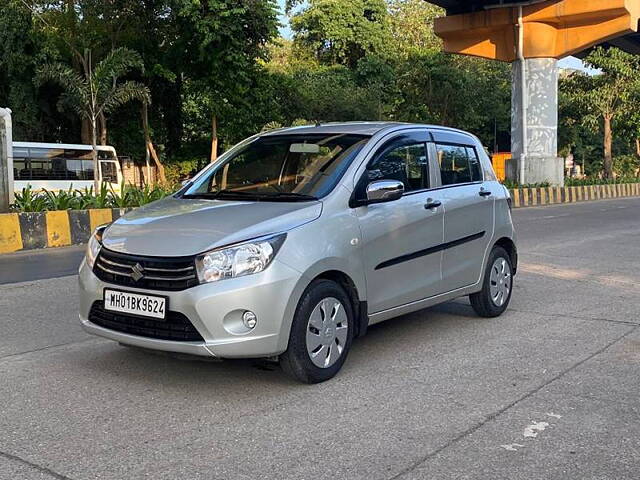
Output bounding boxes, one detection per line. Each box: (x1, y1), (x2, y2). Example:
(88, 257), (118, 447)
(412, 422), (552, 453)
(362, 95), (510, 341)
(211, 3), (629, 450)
(242, 311), (257, 330)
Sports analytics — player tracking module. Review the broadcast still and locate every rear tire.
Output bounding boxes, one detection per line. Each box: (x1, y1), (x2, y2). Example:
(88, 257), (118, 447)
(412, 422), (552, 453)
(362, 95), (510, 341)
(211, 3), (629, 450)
(280, 279), (354, 383)
(470, 246), (513, 318)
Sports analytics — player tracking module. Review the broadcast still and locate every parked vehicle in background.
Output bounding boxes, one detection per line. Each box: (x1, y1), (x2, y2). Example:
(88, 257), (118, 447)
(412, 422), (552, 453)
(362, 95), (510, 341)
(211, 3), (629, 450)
(78, 122), (517, 383)
(11, 142), (123, 193)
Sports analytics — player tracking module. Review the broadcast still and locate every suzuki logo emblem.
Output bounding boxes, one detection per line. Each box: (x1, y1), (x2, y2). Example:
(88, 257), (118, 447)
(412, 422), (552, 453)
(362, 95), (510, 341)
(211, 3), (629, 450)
(131, 263), (145, 282)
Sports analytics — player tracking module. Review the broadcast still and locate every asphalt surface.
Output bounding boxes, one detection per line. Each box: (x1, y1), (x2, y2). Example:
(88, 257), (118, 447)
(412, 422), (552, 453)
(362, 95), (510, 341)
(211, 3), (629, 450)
(0, 245), (85, 285)
(1, 197), (639, 480)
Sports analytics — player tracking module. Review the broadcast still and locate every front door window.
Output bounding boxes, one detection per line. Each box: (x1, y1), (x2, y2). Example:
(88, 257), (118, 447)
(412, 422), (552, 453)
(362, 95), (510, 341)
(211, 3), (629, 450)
(366, 141), (429, 192)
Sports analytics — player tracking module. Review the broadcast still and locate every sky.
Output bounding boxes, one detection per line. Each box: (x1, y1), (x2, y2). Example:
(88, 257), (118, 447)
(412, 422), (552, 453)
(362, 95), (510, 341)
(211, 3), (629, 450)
(558, 56), (596, 73)
(277, 0), (292, 38)
(275, 1), (593, 72)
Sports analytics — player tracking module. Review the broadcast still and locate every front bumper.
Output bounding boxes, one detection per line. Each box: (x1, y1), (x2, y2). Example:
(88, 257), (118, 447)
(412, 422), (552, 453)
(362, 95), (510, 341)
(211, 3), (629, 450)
(78, 257), (303, 358)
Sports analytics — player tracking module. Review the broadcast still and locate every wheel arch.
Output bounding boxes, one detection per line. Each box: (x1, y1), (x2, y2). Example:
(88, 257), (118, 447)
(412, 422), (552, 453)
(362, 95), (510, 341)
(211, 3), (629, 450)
(493, 237), (518, 274)
(312, 270), (368, 338)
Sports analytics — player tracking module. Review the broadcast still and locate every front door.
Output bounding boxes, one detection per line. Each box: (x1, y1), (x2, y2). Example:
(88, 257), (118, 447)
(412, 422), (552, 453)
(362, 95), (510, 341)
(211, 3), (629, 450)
(354, 132), (445, 314)
(434, 143), (495, 292)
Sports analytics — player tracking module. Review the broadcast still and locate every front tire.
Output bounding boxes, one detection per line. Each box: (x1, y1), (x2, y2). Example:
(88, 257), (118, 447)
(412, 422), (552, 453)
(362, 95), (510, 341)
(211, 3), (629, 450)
(280, 279), (354, 383)
(470, 246), (513, 318)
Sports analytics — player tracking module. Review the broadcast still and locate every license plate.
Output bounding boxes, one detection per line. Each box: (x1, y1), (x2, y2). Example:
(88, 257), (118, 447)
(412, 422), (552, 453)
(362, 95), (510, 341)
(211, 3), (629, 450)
(103, 289), (167, 320)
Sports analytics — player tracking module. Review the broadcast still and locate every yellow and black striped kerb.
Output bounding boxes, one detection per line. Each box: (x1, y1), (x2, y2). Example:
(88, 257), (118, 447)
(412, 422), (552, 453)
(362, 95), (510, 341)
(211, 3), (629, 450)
(509, 183), (639, 209)
(0, 208), (126, 254)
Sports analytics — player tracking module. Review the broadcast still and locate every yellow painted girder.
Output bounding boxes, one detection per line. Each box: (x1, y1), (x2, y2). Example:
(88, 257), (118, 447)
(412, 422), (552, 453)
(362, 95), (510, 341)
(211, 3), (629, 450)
(434, 0), (640, 61)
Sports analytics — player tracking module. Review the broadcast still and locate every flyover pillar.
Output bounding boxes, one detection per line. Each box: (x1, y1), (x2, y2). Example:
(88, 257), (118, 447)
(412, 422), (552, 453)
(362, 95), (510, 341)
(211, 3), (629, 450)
(511, 58), (563, 185)
(434, 0), (640, 186)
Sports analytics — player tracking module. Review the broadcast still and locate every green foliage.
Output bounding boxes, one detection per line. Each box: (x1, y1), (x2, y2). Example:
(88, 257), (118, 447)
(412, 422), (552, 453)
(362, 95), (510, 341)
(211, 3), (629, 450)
(392, 52), (511, 148)
(37, 48), (150, 126)
(10, 184), (174, 212)
(291, 65), (382, 121)
(613, 155), (640, 178)
(564, 176), (640, 186)
(387, 0), (443, 57)
(0, 0), (57, 139)
(122, 183), (171, 207)
(501, 180), (551, 189)
(560, 47), (640, 178)
(12, 187), (49, 212)
(562, 48), (640, 131)
(3, 0), (517, 175)
(43, 187), (82, 210)
(36, 46), (152, 191)
(9, 0), (640, 185)
(291, 0), (391, 67)
(164, 160), (201, 185)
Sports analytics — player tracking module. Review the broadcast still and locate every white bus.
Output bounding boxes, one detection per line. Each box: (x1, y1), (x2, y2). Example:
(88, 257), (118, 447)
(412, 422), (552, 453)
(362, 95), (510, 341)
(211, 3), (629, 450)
(11, 142), (123, 193)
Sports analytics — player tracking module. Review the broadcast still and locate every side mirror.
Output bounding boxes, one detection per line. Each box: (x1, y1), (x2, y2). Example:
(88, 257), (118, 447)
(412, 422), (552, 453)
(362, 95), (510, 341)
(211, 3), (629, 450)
(365, 180), (404, 204)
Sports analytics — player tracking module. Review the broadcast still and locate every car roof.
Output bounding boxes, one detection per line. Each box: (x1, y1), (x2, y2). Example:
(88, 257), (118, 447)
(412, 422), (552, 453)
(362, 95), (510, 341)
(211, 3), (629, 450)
(261, 121), (474, 138)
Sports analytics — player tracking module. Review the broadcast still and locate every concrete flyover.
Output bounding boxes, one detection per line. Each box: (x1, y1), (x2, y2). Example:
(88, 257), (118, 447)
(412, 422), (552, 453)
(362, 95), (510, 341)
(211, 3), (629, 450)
(429, 0), (640, 186)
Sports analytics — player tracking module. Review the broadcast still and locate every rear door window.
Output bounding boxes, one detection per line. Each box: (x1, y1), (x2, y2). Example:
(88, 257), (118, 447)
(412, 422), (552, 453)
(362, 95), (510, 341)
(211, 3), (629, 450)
(437, 144), (483, 186)
(466, 147), (483, 182)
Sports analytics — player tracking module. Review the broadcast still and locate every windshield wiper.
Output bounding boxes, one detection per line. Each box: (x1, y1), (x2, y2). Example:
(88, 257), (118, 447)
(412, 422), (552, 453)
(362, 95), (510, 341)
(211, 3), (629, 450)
(182, 190), (318, 202)
(253, 192), (318, 201)
(181, 189), (257, 199)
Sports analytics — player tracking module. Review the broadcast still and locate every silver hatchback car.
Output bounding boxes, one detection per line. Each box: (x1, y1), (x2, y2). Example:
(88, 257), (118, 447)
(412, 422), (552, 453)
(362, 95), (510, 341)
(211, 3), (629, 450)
(79, 122), (517, 383)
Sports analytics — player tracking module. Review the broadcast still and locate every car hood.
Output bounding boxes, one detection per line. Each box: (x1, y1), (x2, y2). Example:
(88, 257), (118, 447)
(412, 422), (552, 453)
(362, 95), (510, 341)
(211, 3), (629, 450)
(102, 196), (323, 257)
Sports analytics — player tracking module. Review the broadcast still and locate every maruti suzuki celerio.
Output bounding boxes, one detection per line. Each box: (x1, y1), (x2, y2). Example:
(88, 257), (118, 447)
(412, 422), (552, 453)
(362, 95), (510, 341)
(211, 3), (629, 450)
(79, 122), (517, 383)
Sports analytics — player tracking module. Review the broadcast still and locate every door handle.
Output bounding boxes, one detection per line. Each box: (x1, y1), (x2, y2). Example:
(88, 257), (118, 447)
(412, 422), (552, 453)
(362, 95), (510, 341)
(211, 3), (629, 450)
(479, 188), (492, 197)
(424, 199), (442, 210)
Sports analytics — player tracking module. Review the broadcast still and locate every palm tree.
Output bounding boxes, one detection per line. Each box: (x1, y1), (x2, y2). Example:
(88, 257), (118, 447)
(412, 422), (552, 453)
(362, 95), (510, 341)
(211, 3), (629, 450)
(38, 48), (151, 191)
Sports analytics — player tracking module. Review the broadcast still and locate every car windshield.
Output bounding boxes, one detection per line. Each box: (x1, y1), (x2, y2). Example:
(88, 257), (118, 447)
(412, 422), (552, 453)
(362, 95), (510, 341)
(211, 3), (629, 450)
(182, 133), (369, 201)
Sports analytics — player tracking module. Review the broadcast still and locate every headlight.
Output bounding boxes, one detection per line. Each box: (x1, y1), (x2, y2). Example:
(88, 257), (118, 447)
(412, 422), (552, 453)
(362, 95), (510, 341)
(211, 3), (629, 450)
(85, 225), (108, 269)
(195, 233), (286, 284)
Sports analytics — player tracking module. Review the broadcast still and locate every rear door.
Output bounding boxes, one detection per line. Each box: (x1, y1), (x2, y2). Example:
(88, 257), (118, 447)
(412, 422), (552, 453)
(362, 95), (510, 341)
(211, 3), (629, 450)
(354, 131), (445, 313)
(432, 132), (495, 292)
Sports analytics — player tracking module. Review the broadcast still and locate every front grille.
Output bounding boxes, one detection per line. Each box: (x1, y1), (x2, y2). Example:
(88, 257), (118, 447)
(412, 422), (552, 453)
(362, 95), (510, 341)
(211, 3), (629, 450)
(89, 301), (204, 342)
(94, 248), (199, 291)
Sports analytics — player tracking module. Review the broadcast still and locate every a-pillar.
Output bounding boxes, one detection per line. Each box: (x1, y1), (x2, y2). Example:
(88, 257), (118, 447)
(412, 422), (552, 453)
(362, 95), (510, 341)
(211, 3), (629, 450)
(510, 58), (564, 186)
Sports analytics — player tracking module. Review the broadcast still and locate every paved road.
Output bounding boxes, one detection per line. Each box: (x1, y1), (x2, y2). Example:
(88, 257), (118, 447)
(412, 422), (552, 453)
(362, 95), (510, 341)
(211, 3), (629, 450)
(1, 198), (639, 480)
(0, 245), (84, 285)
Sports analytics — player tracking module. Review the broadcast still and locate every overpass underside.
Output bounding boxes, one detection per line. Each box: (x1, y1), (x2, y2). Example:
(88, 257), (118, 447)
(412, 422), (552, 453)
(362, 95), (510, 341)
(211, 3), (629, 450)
(430, 0), (640, 185)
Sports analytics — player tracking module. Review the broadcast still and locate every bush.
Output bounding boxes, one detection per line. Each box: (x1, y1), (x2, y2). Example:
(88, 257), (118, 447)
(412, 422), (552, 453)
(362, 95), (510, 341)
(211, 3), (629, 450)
(13, 187), (49, 212)
(501, 180), (551, 189)
(10, 183), (175, 213)
(565, 176), (640, 186)
(613, 155), (640, 178)
(502, 177), (640, 188)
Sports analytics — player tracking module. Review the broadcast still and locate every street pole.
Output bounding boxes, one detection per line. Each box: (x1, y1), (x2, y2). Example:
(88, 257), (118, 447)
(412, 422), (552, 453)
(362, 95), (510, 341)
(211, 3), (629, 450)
(0, 107), (13, 213)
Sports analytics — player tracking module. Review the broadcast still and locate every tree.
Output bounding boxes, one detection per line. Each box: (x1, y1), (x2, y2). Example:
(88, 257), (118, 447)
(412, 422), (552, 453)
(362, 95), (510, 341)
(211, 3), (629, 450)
(166, 0), (279, 161)
(387, 0), (443, 57)
(291, 0), (391, 68)
(561, 47), (640, 179)
(0, 0), (57, 141)
(38, 47), (150, 191)
(393, 51), (511, 148)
